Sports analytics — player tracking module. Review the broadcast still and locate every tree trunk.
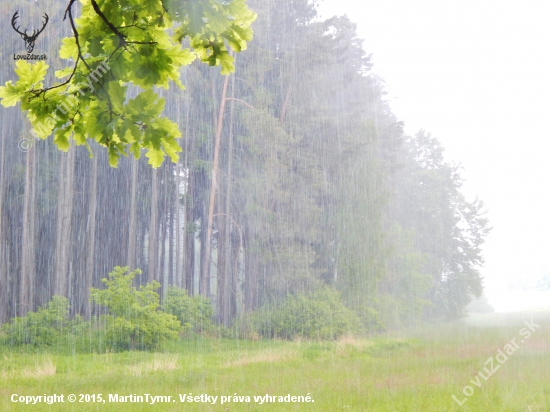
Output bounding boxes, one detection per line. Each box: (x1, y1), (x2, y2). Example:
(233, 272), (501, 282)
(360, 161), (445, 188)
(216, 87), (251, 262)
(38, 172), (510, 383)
(159, 164), (168, 295)
(83, 153), (98, 319)
(218, 68), (238, 325)
(127, 158), (139, 270)
(216, 190), (227, 323)
(179, 94), (191, 291)
(54, 146), (76, 297)
(184, 181), (195, 293)
(20, 143), (36, 316)
(168, 165), (175, 288)
(184, 134), (196, 294)
(280, 86), (291, 123)
(0, 119), (6, 323)
(202, 73), (230, 297)
(174, 158), (181, 287)
(148, 168), (159, 282)
(244, 235), (258, 312)
(231, 231), (243, 319)
(227, 71), (240, 322)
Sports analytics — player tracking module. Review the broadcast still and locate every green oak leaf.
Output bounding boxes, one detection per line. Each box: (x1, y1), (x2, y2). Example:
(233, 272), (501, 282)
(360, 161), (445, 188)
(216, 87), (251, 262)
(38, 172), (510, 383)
(0, 82), (23, 107)
(15, 61), (48, 89)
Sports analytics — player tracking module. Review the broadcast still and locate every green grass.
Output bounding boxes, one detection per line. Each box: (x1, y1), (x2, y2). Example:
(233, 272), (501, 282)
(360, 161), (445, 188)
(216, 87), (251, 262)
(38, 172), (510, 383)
(1, 312), (549, 411)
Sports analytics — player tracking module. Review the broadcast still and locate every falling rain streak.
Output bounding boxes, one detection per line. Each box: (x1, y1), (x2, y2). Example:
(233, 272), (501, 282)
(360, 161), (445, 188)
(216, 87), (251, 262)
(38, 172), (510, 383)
(0, 1), (548, 411)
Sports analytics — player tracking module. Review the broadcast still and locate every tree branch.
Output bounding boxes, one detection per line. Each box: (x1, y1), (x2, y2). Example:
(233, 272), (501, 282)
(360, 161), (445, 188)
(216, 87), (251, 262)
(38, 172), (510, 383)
(224, 98), (254, 110)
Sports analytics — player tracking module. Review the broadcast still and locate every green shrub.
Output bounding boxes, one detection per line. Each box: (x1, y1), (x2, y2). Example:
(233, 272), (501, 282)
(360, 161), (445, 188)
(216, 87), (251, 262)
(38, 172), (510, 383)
(251, 285), (361, 340)
(91, 266), (181, 351)
(1, 296), (88, 347)
(162, 286), (214, 333)
(356, 304), (385, 332)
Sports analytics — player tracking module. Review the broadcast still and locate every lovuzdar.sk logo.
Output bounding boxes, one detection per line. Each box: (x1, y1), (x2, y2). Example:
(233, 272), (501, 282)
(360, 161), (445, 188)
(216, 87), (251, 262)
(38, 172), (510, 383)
(12, 10), (48, 61)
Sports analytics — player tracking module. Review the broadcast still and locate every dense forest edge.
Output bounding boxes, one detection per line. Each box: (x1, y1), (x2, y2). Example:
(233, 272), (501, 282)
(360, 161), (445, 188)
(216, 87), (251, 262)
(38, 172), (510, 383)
(0, 0), (491, 350)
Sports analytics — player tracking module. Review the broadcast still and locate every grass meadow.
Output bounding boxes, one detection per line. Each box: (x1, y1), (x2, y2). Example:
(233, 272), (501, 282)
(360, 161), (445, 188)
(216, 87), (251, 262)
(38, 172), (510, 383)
(1, 312), (549, 411)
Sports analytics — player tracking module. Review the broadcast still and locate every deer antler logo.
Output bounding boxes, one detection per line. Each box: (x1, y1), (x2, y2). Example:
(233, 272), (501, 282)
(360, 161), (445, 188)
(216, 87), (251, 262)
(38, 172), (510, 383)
(11, 11), (49, 54)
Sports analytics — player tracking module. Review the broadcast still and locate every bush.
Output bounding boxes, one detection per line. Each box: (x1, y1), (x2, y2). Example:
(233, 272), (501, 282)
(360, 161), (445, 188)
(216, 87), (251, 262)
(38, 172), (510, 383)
(162, 286), (214, 333)
(91, 266), (181, 351)
(1, 296), (88, 347)
(251, 285), (361, 340)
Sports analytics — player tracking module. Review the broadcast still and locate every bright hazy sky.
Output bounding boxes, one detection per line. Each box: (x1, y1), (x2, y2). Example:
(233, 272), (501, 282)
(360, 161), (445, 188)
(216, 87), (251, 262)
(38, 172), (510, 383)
(317, 0), (550, 309)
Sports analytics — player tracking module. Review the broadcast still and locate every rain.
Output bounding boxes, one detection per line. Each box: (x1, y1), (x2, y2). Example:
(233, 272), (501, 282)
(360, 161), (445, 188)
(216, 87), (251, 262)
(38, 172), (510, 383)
(1, 0), (549, 411)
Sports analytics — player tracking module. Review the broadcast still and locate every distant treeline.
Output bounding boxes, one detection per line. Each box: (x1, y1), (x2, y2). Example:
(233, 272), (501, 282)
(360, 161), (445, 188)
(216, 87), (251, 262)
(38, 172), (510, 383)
(0, 0), (489, 328)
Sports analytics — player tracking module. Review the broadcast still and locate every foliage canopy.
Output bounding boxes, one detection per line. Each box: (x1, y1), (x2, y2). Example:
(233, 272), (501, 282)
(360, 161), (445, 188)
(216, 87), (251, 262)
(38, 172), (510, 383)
(0, 0), (256, 167)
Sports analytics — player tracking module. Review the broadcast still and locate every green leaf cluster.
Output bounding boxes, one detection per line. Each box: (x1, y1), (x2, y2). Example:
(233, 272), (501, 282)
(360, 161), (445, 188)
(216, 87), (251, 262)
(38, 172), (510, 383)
(162, 286), (214, 333)
(0, 0), (256, 167)
(90, 266), (181, 351)
(1, 296), (88, 347)
(169, 0), (256, 73)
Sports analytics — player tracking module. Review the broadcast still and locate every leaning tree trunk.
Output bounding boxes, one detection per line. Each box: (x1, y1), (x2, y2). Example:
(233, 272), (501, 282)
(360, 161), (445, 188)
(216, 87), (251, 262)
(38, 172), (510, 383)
(217, 68), (238, 325)
(280, 85), (291, 123)
(202, 73), (230, 297)
(216, 183), (227, 322)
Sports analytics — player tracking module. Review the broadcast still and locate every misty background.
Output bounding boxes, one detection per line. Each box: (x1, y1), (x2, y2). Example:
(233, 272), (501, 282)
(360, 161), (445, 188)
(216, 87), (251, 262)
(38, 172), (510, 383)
(319, 0), (550, 312)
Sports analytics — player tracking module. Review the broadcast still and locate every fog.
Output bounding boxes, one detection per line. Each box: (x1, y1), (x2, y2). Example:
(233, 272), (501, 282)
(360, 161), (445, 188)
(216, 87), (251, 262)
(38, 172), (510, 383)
(319, 0), (550, 312)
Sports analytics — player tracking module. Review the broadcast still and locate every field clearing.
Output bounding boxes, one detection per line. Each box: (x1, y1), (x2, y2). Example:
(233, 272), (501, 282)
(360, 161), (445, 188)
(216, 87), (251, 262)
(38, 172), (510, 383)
(1, 312), (549, 411)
